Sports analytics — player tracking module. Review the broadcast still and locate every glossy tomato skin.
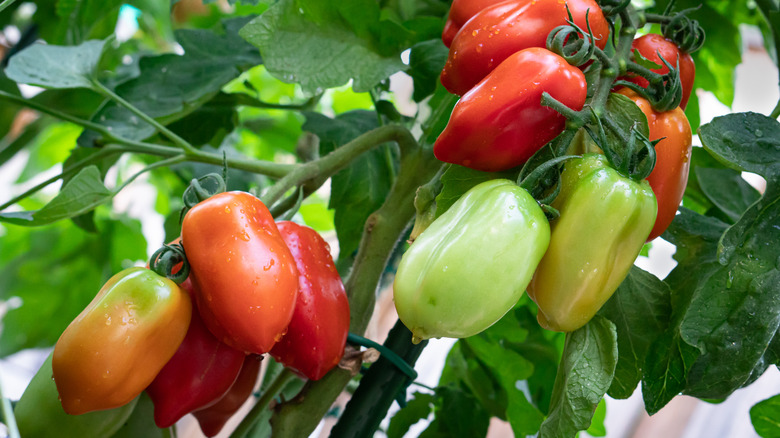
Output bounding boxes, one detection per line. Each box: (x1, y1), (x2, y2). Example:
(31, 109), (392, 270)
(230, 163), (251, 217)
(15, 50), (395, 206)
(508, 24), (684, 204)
(182, 191), (299, 354)
(193, 355), (261, 437)
(146, 280), (246, 428)
(53, 267), (191, 415)
(441, 0), (608, 95)
(270, 221), (350, 381)
(442, 0), (511, 47)
(623, 34), (695, 109)
(394, 179), (549, 342)
(618, 89), (692, 241)
(435, 47), (587, 172)
(527, 154), (657, 332)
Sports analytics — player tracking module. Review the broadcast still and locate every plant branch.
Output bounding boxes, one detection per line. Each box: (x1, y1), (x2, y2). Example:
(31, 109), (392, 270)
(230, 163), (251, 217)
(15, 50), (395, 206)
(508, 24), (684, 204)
(232, 369), (296, 438)
(91, 80), (199, 154)
(0, 375), (19, 438)
(260, 124), (418, 206)
(0, 146), (124, 211)
(232, 93), (321, 111)
(113, 156), (187, 194)
(0, 90), (295, 179)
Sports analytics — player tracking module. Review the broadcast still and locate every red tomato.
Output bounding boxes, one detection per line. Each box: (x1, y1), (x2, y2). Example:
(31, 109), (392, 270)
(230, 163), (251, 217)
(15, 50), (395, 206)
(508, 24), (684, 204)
(182, 191), (299, 354)
(435, 47), (587, 172)
(270, 221), (350, 381)
(146, 285), (246, 428)
(623, 33), (696, 109)
(618, 89), (693, 241)
(442, 0), (510, 47)
(440, 0), (609, 96)
(193, 355), (261, 437)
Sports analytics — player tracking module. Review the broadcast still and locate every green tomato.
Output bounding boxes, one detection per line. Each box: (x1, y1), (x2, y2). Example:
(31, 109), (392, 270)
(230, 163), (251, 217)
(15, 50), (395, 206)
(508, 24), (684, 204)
(14, 353), (139, 438)
(527, 153), (657, 332)
(393, 179), (550, 342)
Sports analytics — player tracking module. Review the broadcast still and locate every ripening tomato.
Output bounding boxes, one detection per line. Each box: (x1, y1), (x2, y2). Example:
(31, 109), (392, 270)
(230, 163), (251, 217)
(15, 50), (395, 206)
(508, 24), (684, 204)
(435, 47), (587, 171)
(440, 0), (609, 95)
(622, 33), (696, 109)
(270, 221), (350, 381)
(53, 268), (191, 415)
(617, 88), (693, 241)
(182, 191), (299, 354)
(442, 0), (509, 47)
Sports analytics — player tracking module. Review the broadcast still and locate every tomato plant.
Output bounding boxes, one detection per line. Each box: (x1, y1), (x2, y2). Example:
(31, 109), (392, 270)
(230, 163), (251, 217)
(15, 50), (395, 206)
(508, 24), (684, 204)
(1, 1), (780, 437)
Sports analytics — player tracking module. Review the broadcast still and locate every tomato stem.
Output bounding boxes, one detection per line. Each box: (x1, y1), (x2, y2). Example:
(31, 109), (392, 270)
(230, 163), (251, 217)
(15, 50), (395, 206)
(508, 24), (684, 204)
(231, 368), (297, 438)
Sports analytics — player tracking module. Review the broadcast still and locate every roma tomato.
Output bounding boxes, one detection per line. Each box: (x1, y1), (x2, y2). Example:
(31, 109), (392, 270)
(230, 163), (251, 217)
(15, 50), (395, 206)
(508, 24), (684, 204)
(434, 48), (587, 172)
(15, 354), (139, 438)
(270, 221), (350, 381)
(440, 0), (608, 96)
(182, 191), (299, 354)
(193, 355), (261, 437)
(146, 293), (246, 428)
(623, 33), (695, 109)
(394, 179), (550, 342)
(53, 267), (191, 415)
(442, 0), (509, 47)
(527, 154), (657, 332)
(618, 88), (693, 241)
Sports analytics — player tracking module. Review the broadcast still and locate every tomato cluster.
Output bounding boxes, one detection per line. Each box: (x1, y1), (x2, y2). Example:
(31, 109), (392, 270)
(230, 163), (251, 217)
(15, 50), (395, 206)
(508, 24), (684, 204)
(395, 0), (695, 338)
(51, 190), (350, 436)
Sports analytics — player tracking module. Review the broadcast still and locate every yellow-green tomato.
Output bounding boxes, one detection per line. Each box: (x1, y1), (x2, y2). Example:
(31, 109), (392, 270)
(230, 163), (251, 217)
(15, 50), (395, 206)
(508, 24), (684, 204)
(393, 179), (550, 343)
(527, 154), (657, 332)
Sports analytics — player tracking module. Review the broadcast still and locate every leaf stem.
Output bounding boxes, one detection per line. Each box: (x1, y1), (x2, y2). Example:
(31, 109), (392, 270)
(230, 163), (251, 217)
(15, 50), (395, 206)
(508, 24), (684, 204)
(0, 0), (18, 15)
(232, 93), (321, 111)
(231, 369), (296, 438)
(0, 90), (295, 178)
(91, 80), (199, 155)
(0, 146), (124, 211)
(0, 375), (20, 438)
(113, 155), (187, 194)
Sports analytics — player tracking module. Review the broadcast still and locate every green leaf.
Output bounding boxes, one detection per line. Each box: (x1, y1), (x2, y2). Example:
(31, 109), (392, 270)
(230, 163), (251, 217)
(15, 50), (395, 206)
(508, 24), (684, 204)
(240, 0), (407, 93)
(642, 208), (727, 414)
(5, 39), (106, 89)
(696, 167), (761, 223)
(539, 316), (617, 438)
(434, 165), (517, 218)
(751, 394), (780, 438)
(0, 214), (147, 356)
(0, 166), (112, 226)
(585, 399), (607, 437)
(440, 341), (508, 420)
(682, 148), (731, 215)
(408, 39), (449, 102)
(464, 333), (544, 436)
(387, 392), (435, 438)
(681, 184), (780, 398)
(598, 266), (672, 399)
(302, 110), (394, 268)
(420, 386), (490, 438)
(53, 0), (124, 45)
(79, 17), (262, 145)
(112, 392), (170, 438)
(167, 92), (238, 146)
(698, 112), (780, 177)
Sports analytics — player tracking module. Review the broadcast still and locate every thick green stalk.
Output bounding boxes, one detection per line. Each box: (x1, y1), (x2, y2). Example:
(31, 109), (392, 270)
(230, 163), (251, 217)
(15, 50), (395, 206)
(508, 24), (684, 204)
(231, 369), (297, 438)
(330, 321), (428, 438)
(268, 146), (441, 438)
(92, 80), (199, 155)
